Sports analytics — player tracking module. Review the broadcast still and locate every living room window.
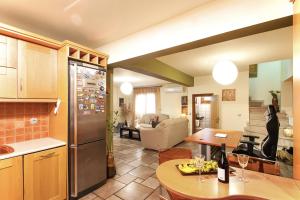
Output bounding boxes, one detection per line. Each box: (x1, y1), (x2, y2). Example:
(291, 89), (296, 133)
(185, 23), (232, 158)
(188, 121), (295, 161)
(135, 92), (156, 119)
(132, 87), (161, 124)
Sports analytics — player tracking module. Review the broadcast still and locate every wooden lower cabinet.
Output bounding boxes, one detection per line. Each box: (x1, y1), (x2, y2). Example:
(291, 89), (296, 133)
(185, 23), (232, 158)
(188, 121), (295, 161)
(24, 146), (67, 200)
(0, 156), (23, 200)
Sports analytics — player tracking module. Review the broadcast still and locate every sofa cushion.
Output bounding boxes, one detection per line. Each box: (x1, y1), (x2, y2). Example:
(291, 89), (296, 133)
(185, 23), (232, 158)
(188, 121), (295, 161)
(157, 114), (169, 122)
(156, 118), (188, 129)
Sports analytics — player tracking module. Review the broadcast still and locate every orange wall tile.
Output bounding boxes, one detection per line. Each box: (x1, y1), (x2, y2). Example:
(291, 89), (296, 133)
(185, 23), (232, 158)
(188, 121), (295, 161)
(0, 103), (50, 145)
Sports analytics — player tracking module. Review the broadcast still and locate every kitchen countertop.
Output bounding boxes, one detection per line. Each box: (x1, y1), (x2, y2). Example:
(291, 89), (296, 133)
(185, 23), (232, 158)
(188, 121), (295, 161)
(0, 137), (66, 160)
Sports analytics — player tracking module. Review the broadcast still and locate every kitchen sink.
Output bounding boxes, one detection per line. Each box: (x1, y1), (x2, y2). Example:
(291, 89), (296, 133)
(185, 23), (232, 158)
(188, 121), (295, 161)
(0, 145), (14, 155)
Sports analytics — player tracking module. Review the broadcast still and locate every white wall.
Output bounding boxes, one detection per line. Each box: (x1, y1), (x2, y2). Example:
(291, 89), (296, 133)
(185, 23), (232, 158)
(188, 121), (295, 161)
(98, 0), (292, 64)
(281, 78), (293, 118)
(112, 84), (133, 123)
(281, 59), (293, 81)
(160, 85), (187, 118)
(187, 71), (249, 133)
(249, 61), (282, 105)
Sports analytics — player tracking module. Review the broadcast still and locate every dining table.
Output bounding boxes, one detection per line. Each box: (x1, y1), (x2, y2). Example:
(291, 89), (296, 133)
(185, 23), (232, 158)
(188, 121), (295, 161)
(185, 128), (242, 160)
(156, 159), (300, 200)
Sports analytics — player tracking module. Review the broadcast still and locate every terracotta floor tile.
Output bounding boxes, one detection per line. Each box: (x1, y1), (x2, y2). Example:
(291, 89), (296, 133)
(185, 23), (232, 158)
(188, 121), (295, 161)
(93, 179), (125, 199)
(116, 173), (137, 184)
(106, 195), (122, 200)
(115, 182), (153, 200)
(141, 177), (160, 190)
(79, 192), (98, 200)
(134, 178), (144, 183)
(129, 166), (155, 179)
(145, 187), (170, 200)
(116, 163), (136, 175)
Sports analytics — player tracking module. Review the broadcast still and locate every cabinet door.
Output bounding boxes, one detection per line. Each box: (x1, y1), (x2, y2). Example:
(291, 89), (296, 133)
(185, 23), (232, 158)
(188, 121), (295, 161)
(0, 156), (23, 200)
(24, 146), (66, 200)
(0, 35), (18, 98)
(18, 40), (57, 99)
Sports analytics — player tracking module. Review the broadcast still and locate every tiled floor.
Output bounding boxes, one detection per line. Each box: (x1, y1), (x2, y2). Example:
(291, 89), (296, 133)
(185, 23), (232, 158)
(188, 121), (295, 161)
(79, 134), (199, 200)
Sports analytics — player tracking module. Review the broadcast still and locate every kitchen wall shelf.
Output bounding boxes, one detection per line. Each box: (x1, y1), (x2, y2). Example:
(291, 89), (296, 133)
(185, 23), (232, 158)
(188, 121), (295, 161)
(64, 41), (108, 68)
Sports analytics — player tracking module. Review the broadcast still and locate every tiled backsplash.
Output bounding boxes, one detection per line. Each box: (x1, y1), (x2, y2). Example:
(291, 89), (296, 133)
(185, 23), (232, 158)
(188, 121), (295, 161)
(0, 103), (50, 145)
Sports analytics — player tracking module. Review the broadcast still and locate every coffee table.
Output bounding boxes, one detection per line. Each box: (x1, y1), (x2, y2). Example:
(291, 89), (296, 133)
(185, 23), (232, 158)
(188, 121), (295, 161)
(120, 126), (141, 141)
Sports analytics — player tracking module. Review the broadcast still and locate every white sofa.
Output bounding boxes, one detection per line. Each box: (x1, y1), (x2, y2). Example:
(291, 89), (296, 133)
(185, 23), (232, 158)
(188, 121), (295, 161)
(140, 118), (189, 151)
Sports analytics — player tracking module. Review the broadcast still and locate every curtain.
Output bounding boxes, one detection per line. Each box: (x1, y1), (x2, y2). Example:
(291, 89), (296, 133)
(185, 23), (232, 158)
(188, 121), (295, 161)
(132, 87), (160, 126)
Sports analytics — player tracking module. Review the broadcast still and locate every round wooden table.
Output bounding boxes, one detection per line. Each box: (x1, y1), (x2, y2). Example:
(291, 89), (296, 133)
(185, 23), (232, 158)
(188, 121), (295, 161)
(156, 159), (300, 200)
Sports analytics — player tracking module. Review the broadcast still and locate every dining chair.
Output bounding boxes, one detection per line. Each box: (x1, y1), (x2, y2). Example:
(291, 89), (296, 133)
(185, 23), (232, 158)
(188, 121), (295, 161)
(158, 148), (193, 200)
(159, 148), (193, 164)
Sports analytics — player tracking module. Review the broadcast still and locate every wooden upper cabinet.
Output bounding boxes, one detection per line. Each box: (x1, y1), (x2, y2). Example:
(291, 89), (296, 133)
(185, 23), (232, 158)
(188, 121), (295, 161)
(24, 146), (66, 200)
(0, 156), (23, 200)
(0, 35), (18, 68)
(0, 35), (18, 98)
(18, 40), (58, 99)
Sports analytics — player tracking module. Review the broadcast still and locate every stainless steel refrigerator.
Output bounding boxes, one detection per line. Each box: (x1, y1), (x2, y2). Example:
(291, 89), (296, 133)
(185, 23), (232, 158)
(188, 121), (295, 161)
(68, 60), (107, 199)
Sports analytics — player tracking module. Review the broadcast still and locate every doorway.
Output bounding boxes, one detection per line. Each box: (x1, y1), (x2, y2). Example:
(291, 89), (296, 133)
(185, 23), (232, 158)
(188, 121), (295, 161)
(192, 94), (219, 133)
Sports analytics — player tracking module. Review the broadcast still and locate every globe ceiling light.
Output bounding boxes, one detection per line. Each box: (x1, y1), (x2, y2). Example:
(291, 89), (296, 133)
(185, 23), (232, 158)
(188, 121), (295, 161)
(212, 60), (238, 85)
(120, 82), (133, 95)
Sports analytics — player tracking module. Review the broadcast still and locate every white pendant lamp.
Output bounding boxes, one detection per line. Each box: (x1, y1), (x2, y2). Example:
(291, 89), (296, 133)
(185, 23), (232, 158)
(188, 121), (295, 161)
(212, 60), (238, 85)
(120, 82), (133, 95)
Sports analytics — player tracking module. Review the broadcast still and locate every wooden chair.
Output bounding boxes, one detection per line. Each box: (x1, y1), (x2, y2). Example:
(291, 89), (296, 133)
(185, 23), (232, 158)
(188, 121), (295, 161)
(228, 153), (280, 176)
(158, 148), (193, 200)
(159, 148), (192, 164)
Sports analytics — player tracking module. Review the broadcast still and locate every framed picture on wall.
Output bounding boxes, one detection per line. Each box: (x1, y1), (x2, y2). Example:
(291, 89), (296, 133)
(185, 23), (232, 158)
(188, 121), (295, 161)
(222, 89), (236, 101)
(249, 64), (258, 78)
(119, 98), (124, 107)
(181, 96), (188, 105)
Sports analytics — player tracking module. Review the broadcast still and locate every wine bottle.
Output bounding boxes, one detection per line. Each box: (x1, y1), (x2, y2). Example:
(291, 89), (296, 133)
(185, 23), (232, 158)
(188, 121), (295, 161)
(218, 143), (229, 183)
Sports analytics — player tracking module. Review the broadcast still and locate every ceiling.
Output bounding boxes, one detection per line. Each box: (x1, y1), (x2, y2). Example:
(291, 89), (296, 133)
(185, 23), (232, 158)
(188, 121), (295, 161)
(157, 27), (293, 76)
(0, 0), (212, 48)
(113, 68), (169, 87)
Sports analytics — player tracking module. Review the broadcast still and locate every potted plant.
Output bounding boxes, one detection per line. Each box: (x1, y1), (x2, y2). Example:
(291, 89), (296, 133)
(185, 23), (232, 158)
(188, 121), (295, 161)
(269, 90), (280, 112)
(107, 110), (119, 178)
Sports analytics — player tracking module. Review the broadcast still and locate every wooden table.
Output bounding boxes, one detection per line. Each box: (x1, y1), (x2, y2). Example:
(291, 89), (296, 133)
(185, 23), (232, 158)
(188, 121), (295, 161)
(156, 159), (300, 200)
(185, 128), (242, 160)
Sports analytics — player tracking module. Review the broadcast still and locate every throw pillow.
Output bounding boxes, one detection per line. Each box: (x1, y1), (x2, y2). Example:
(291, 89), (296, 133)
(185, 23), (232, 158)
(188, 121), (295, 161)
(152, 120), (159, 128)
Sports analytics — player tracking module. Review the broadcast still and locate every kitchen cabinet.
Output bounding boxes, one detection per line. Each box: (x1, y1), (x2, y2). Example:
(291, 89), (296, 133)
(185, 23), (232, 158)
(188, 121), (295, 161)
(24, 146), (66, 200)
(18, 40), (58, 99)
(0, 35), (18, 98)
(0, 156), (23, 200)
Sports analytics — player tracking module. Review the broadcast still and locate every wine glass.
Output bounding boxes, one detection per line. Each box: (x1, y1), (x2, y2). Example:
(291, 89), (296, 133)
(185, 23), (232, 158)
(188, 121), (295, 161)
(237, 154), (249, 182)
(194, 154), (205, 182)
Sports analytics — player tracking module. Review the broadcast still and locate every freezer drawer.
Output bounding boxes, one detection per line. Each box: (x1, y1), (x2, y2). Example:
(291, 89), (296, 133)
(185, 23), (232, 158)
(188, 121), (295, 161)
(70, 140), (106, 197)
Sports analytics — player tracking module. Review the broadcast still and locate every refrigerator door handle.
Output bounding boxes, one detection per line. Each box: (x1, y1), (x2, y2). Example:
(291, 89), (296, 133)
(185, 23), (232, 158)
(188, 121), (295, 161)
(70, 146), (78, 197)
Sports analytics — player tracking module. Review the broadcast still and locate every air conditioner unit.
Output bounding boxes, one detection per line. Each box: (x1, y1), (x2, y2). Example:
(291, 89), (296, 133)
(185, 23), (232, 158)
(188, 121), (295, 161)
(164, 84), (185, 93)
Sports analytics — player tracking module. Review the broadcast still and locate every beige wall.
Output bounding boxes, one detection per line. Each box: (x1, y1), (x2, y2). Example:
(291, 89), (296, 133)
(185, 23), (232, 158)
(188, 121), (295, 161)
(112, 84), (133, 123)
(249, 61), (282, 105)
(186, 71), (249, 134)
(160, 85), (187, 118)
(281, 78), (293, 120)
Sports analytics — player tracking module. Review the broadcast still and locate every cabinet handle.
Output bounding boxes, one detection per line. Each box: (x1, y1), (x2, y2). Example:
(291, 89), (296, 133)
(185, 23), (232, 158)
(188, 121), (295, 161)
(20, 78), (23, 92)
(40, 152), (56, 159)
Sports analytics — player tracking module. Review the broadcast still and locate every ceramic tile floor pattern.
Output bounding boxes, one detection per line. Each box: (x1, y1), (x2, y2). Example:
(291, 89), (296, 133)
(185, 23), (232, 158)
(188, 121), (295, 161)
(80, 133), (199, 200)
